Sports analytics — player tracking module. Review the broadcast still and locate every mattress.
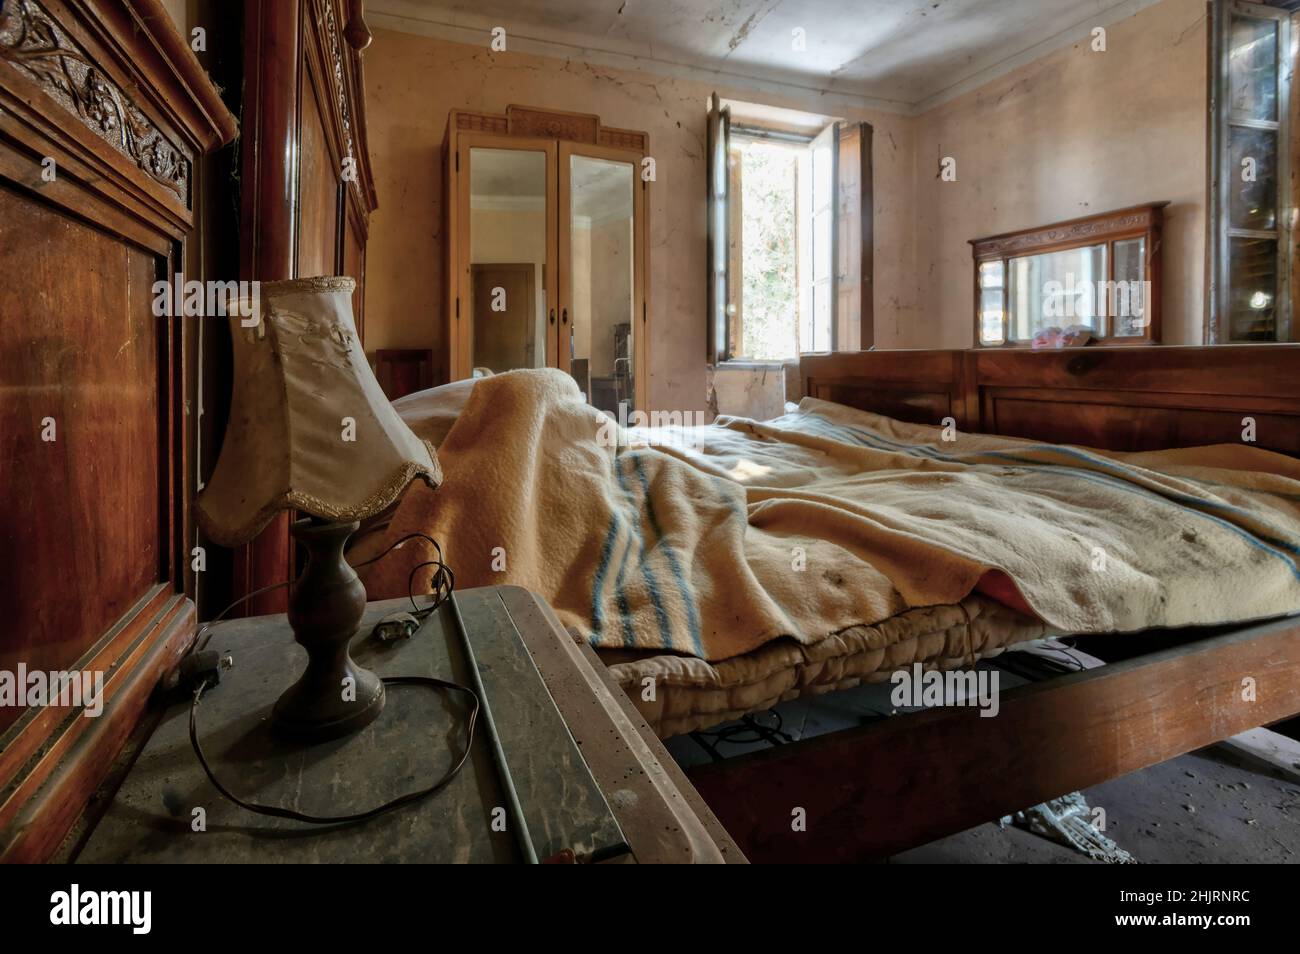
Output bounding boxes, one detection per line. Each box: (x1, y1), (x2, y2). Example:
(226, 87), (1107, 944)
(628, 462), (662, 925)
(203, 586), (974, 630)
(600, 593), (1052, 738)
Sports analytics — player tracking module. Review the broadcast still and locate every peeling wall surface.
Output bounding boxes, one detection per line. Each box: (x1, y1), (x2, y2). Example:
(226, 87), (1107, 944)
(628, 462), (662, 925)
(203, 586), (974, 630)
(362, 0), (1208, 410)
(907, 0), (1208, 349)
(711, 364), (790, 421)
(361, 28), (914, 413)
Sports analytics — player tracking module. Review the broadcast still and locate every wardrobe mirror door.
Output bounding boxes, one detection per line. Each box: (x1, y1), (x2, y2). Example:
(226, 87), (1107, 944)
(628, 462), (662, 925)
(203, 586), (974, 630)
(468, 147), (549, 374)
(567, 154), (636, 416)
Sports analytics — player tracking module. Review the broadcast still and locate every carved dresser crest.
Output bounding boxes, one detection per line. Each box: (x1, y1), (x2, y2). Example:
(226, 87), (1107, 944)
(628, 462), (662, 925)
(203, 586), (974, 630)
(0, 0), (190, 202)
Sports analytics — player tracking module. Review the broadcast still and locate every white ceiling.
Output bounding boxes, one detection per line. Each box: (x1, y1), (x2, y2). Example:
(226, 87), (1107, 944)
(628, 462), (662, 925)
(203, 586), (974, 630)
(470, 147), (546, 198)
(367, 0), (1164, 113)
(571, 157), (634, 221)
(469, 148), (633, 222)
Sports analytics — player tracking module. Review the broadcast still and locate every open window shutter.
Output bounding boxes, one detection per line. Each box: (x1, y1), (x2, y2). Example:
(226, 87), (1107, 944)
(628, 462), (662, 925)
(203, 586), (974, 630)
(806, 122), (838, 352)
(835, 121), (874, 351)
(707, 92), (731, 363)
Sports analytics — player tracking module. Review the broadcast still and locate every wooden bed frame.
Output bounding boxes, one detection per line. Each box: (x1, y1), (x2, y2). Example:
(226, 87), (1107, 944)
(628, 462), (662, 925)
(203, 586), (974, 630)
(687, 345), (1300, 862)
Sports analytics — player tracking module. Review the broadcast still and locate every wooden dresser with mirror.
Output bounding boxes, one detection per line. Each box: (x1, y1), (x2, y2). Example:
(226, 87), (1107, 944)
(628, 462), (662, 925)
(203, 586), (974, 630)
(970, 202), (1165, 347)
(443, 106), (650, 416)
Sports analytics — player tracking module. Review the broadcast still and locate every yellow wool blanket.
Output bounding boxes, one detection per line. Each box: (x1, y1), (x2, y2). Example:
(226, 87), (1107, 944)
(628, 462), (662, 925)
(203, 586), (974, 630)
(365, 369), (1300, 661)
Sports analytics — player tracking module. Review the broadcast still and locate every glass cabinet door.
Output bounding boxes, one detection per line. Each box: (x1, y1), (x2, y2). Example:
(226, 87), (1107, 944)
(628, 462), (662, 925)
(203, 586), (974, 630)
(456, 137), (557, 379)
(560, 145), (642, 417)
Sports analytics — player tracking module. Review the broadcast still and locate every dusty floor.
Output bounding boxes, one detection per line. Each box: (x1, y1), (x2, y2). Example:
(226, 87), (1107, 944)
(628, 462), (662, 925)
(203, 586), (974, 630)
(664, 661), (1300, 864)
(891, 747), (1300, 863)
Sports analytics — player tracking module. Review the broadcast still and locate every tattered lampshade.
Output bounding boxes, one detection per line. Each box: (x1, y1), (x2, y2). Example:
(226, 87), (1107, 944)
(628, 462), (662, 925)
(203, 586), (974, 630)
(196, 276), (441, 741)
(196, 276), (440, 547)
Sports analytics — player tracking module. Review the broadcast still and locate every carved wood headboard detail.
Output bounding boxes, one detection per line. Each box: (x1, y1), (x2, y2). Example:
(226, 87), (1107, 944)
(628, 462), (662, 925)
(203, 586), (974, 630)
(802, 346), (1300, 459)
(0, 0), (236, 861)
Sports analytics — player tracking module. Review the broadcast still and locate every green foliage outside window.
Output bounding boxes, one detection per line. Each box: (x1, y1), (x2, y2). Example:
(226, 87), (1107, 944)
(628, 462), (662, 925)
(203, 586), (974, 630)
(738, 141), (798, 360)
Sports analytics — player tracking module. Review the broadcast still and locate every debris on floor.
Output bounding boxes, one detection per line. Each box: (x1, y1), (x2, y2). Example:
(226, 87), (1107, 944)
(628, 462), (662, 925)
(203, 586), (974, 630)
(1000, 791), (1135, 864)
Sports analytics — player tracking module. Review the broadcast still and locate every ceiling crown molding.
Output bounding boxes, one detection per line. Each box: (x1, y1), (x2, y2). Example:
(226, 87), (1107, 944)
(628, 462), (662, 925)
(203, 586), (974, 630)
(368, 0), (1166, 118)
(365, 3), (913, 116)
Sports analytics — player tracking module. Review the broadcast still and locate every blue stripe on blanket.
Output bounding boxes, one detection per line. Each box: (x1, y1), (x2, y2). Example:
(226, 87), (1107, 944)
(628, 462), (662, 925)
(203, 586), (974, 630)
(615, 454), (674, 650)
(629, 451), (705, 658)
(591, 447), (637, 645)
(611, 525), (638, 649)
(589, 501), (631, 645)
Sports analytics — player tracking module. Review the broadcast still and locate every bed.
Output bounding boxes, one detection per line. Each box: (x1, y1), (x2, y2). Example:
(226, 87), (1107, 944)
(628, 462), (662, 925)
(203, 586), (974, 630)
(366, 344), (1300, 861)
(378, 377), (1063, 736)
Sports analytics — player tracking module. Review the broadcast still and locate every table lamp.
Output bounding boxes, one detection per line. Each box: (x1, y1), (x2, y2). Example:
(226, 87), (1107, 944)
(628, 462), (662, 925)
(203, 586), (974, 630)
(196, 276), (441, 741)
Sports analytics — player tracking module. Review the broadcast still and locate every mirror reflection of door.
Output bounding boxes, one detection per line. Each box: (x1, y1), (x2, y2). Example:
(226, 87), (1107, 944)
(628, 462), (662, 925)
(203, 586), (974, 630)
(471, 264), (535, 372)
(469, 147), (549, 374)
(568, 154), (635, 416)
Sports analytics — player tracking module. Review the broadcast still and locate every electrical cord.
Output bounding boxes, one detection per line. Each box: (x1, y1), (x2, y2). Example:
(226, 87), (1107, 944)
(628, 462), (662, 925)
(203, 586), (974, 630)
(690, 709), (793, 762)
(186, 530), (477, 829)
(189, 674), (478, 825)
(193, 529), (454, 650)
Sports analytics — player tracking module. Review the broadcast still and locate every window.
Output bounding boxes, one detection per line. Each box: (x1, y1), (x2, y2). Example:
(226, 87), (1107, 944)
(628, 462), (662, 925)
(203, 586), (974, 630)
(706, 95), (872, 363)
(731, 137), (799, 359)
(1209, 1), (1295, 342)
(805, 123), (837, 354)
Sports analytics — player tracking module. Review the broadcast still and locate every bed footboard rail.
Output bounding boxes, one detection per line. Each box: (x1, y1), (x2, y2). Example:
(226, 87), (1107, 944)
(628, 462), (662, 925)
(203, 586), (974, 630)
(687, 616), (1300, 862)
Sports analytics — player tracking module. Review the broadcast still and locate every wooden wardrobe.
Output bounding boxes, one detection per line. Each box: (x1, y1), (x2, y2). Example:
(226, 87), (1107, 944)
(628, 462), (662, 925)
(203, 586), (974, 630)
(236, 0), (378, 615)
(443, 106), (650, 416)
(0, 0), (236, 860)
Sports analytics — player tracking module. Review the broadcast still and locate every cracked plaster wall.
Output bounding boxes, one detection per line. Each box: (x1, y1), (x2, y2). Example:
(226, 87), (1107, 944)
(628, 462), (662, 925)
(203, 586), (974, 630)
(361, 28), (915, 413)
(909, 0), (1208, 348)
(362, 0), (1207, 411)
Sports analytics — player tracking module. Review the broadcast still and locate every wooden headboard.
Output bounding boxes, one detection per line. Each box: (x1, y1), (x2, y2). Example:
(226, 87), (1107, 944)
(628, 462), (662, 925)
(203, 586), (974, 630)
(0, 0), (236, 860)
(802, 346), (1300, 458)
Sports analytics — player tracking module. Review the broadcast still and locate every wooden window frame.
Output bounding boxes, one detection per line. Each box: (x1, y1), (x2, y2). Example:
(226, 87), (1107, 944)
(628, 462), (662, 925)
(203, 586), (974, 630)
(711, 109), (874, 363)
(1208, 0), (1295, 343)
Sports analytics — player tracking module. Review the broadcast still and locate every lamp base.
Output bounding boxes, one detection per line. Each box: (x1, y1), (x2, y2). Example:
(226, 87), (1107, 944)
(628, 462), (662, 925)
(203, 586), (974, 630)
(273, 517), (385, 743)
(272, 662), (385, 741)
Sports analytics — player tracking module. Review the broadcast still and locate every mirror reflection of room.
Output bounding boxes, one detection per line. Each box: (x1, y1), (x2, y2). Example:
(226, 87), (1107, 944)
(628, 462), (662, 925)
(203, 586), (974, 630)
(568, 155), (635, 417)
(1008, 245), (1108, 341)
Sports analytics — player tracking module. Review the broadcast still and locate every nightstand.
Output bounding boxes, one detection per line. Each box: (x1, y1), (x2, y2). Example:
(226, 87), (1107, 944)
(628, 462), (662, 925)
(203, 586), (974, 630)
(75, 586), (742, 864)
